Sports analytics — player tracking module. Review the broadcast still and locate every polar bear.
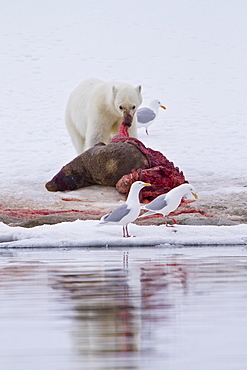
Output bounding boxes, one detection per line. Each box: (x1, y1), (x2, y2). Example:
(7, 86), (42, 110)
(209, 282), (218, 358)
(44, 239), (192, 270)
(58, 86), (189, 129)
(65, 78), (142, 154)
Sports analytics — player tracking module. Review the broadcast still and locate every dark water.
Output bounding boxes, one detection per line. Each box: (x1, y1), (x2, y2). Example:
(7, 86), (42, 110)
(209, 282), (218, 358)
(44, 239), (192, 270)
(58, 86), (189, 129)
(1, 246), (247, 370)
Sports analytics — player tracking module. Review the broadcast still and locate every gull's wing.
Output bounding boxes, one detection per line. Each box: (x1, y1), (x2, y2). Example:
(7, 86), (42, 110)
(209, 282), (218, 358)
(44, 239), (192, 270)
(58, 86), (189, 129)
(137, 107), (156, 124)
(145, 194), (168, 211)
(103, 203), (130, 223)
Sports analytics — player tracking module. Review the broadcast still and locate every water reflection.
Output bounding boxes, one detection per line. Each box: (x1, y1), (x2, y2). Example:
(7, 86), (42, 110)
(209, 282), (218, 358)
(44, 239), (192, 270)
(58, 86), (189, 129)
(53, 268), (140, 355)
(1, 247), (247, 369)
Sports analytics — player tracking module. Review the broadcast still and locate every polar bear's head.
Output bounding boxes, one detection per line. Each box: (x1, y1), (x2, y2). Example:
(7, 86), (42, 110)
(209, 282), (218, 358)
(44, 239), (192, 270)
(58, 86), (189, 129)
(112, 85), (142, 126)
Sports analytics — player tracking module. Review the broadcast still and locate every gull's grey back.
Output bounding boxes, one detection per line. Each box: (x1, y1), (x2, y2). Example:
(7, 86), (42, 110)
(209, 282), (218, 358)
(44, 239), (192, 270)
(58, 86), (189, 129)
(104, 204), (130, 222)
(146, 195), (167, 211)
(137, 108), (156, 123)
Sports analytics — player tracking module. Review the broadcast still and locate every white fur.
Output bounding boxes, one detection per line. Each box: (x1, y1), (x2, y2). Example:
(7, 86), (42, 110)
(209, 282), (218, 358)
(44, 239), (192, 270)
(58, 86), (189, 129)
(65, 78), (142, 154)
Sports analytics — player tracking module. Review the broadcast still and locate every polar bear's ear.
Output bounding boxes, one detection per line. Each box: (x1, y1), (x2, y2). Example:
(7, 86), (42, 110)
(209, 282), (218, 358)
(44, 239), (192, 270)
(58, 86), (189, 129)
(112, 86), (117, 98)
(136, 85), (142, 93)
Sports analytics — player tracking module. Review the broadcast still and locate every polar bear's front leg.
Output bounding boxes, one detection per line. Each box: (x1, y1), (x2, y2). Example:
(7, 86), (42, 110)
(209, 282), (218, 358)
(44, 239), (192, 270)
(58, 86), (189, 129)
(85, 119), (112, 150)
(128, 116), (138, 138)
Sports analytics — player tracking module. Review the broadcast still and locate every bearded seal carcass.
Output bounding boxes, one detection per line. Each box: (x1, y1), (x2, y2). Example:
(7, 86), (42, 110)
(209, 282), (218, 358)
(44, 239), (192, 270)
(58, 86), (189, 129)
(45, 141), (149, 192)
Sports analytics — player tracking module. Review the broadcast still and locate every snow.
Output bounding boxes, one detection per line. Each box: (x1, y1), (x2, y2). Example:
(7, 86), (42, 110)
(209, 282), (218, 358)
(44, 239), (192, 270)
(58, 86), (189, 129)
(1, 220), (247, 248)
(0, 0), (247, 247)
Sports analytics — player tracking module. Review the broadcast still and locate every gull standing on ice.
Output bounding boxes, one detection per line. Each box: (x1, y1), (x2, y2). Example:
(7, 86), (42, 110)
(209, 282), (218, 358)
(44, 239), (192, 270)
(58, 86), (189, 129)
(137, 99), (166, 135)
(140, 183), (198, 226)
(98, 181), (151, 237)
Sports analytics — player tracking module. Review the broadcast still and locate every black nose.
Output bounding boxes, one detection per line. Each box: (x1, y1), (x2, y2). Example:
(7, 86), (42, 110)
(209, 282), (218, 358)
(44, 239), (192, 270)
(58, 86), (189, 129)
(124, 114), (133, 127)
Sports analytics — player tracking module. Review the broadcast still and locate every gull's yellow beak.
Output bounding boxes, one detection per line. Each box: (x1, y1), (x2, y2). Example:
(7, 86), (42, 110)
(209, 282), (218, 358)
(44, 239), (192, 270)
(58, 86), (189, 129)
(160, 105), (167, 110)
(192, 192), (199, 199)
(144, 183), (151, 187)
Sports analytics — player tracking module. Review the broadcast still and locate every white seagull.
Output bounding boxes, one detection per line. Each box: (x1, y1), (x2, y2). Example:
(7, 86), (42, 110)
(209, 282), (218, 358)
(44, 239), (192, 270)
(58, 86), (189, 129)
(98, 181), (151, 237)
(137, 99), (166, 135)
(140, 183), (198, 226)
